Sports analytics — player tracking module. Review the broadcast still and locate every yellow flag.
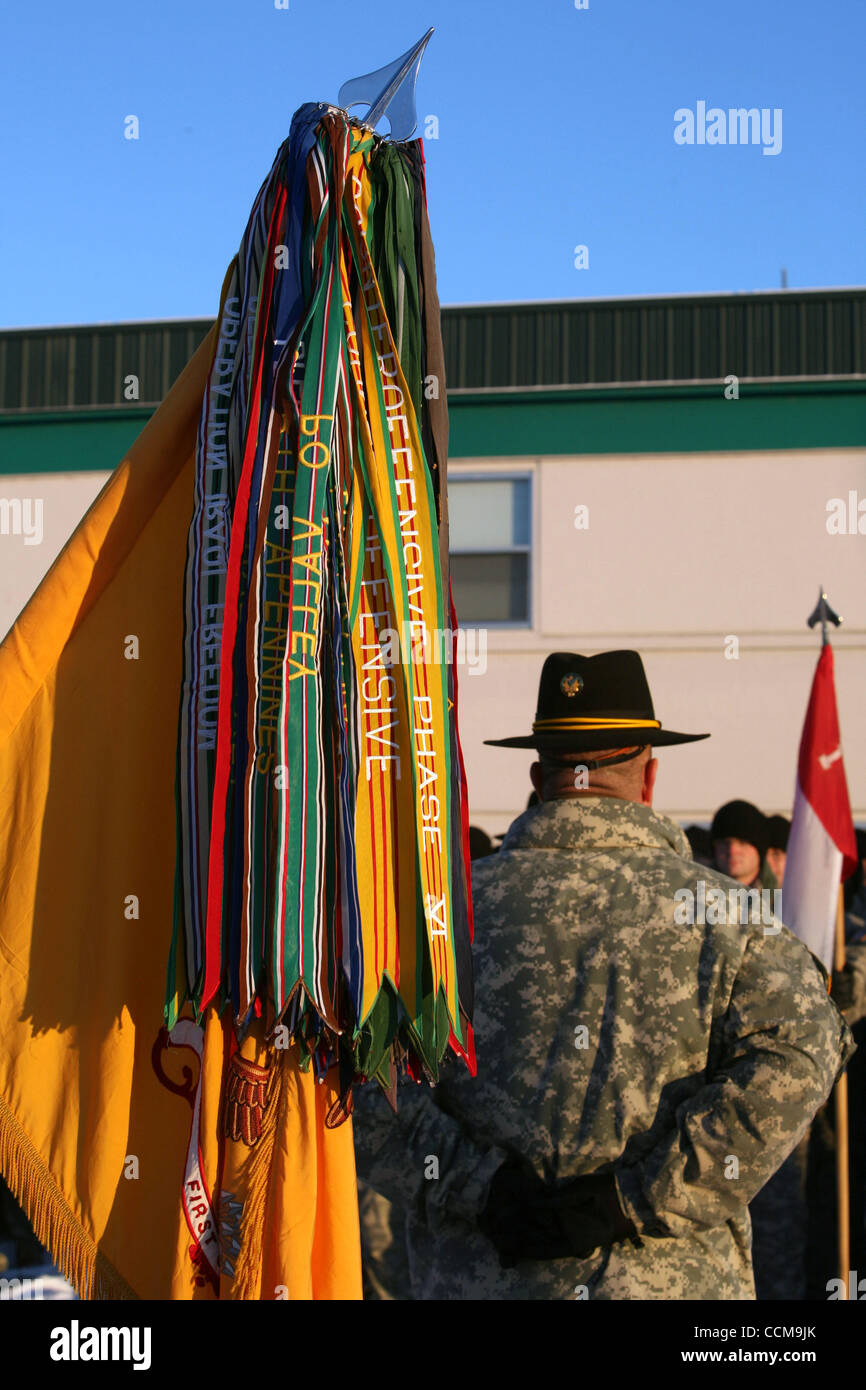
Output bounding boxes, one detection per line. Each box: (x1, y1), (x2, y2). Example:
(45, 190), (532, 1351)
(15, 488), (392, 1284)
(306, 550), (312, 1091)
(0, 311), (361, 1300)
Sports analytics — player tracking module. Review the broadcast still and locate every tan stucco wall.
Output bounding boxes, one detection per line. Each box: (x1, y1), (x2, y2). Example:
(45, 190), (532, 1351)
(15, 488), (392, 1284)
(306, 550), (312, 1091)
(450, 447), (866, 835)
(0, 472), (110, 642)
(0, 448), (863, 835)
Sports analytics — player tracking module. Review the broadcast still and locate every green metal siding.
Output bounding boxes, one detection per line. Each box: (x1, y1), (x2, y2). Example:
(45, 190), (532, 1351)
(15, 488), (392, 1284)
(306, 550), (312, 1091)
(1, 290), (863, 473)
(2, 289), (864, 416)
(448, 382), (866, 457)
(0, 324), (211, 413)
(0, 411), (151, 475)
(2, 382), (863, 476)
(439, 290), (866, 391)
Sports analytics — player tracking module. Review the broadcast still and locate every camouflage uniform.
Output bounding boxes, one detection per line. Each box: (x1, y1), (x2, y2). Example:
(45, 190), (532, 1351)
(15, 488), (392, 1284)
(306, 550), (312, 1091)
(356, 1181), (409, 1301)
(353, 796), (854, 1300)
(749, 1140), (810, 1300)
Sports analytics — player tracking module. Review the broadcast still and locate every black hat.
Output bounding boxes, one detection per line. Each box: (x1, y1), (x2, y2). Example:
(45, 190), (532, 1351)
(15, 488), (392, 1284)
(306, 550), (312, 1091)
(710, 800), (770, 857)
(468, 825), (495, 860)
(484, 651), (710, 752)
(766, 814), (791, 851)
(685, 824), (713, 860)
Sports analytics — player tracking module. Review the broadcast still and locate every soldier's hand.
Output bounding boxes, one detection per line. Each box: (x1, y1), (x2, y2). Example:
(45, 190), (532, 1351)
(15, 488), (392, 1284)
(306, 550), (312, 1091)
(478, 1157), (637, 1265)
(830, 963), (858, 1013)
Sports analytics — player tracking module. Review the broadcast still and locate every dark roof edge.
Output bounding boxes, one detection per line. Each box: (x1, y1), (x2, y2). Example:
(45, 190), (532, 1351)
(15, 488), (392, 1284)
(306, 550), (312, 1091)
(3, 285), (864, 335)
(441, 286), (866, 310)
(0, 316), (214, 334)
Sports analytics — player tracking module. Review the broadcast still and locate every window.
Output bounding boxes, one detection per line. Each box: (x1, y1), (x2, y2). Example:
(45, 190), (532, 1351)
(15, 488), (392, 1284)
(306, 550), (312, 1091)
(448, 475), (531, 625)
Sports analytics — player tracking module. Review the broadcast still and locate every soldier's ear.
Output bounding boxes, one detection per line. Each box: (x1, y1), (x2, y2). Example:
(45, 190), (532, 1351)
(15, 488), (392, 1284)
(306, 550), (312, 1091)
(529, 761), (544, 800)
(642, 756), (659, 807)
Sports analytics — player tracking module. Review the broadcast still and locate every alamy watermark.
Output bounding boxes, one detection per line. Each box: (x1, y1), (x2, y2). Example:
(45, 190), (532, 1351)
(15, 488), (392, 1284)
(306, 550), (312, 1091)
(826, 491), (866, 534)
(49, 1320), (151, 1370)
(674, 103), (782, 156)
(368, 623), (487, 675)
(827, 1270), (866, 1299)
(674, 880), (782, 934)
(1, 1276), (45, 1299)
(0, 497), (43, 546)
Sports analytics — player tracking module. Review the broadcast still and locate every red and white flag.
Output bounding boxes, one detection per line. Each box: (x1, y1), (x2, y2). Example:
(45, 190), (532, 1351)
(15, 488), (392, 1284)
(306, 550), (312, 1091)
(783, 644), (858, 970)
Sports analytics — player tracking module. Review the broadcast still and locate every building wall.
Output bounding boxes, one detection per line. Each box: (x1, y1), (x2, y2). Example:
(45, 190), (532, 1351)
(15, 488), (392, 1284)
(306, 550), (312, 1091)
(0, 473), (110, 641)
(1, 399), (863, 835)
(451, 446), (866, 834)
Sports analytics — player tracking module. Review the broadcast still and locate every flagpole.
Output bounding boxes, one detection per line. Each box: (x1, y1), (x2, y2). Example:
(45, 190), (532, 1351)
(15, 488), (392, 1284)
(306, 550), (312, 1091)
(807, 587), (851, 1295)
(833, 886), (850, 1289)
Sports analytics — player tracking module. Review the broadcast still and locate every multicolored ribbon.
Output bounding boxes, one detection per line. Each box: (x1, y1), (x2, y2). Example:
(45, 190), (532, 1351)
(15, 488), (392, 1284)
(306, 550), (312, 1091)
(167, 105), (474, 1088)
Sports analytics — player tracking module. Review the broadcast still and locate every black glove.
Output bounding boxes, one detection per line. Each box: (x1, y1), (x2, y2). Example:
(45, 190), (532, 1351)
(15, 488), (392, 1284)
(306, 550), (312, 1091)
(478, 1155), (637, 1264)
(830, 963), (858, 1013)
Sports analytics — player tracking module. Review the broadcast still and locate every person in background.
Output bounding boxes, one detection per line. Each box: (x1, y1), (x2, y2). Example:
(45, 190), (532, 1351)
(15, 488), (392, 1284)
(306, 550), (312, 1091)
(844, 828), (866, 920)
(765, 815), (791, 886)
(711, 799), (777, 890)
(0, 1176), (44, 1273)
(684, 823), (713, 868)
(750, 823), (863, 1299)
(468, 826), (496, 861)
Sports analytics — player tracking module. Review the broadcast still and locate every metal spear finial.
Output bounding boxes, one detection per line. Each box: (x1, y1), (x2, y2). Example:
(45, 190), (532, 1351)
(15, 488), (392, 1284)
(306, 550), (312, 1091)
(338, 28), (434, 141)
(807, 587), (842, 647)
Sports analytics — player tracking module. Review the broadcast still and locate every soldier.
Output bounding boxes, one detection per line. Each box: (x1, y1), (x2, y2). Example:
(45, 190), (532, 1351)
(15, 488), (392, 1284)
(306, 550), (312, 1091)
(765, 814), (791, 886)
(684, 823), (714, 868)
(710, 799), (777, 891)
(352, 651), (854, 1299)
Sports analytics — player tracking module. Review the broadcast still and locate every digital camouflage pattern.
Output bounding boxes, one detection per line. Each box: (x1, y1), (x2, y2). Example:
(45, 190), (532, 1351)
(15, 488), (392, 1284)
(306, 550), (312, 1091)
(356, 1180), (408, 1301)
(748, 1137), (810, 1300)
(352, 796), (855, 1300)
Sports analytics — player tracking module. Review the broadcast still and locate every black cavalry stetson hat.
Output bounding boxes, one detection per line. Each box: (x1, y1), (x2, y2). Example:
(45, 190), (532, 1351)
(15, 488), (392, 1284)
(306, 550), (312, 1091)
(710, 800), (770, 857)
(485, 650), (710, 752)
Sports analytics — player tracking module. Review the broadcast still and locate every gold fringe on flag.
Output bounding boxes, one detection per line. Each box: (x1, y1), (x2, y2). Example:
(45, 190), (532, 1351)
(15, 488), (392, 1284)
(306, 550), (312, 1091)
(229, 1045), (287, 1301)
(0, 1094), (137, 1300)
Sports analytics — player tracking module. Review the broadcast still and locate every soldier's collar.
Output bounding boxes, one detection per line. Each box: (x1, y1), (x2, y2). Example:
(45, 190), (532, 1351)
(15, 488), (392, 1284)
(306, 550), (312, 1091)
(499, 796), (691, 860)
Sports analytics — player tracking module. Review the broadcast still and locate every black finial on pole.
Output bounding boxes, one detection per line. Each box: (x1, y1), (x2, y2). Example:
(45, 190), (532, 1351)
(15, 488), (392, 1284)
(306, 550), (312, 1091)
(807, 586), (842, 647)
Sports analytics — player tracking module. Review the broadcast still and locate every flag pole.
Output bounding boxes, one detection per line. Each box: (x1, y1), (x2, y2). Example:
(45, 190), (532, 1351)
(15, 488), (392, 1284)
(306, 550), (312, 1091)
(833, 886), (850, 1289)
(839, 884), (850, 1284)
(808, 587), (850, 1294)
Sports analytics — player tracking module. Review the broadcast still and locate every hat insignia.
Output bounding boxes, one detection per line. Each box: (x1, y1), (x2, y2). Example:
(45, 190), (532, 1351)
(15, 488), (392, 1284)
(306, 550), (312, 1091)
(560, 673), (583, 697)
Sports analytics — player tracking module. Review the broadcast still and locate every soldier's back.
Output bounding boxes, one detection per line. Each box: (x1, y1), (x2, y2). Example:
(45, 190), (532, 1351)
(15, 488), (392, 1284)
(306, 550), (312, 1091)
(413, 795), (846, 1300)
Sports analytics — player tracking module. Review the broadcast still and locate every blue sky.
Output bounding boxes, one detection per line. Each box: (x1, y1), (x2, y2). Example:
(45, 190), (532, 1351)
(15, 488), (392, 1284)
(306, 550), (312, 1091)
(1, 0), (864, 326)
